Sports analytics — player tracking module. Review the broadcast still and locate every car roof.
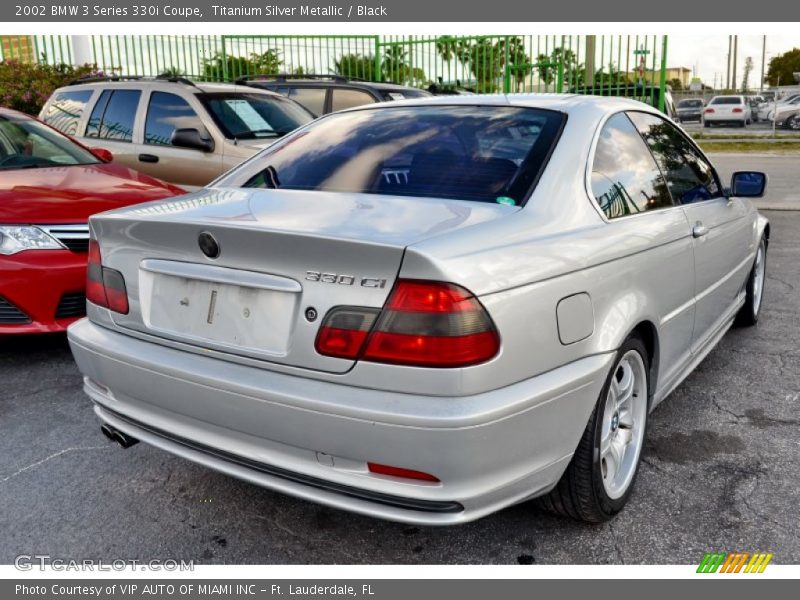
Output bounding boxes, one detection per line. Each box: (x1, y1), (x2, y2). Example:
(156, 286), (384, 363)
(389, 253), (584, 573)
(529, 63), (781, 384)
(241, 77), (425, 91)
(55, 79), (283, 98)
(328, 92), (666, 118)
(0, 107), (31, 119)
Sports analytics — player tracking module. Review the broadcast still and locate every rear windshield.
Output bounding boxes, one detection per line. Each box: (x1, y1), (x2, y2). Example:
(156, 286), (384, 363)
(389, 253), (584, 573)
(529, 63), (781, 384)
(217, 105), (564, 205)
(678, 99), (703, 108)
(199, 92), (314, 140)
(710, 97), (743, 105)
(380, 89), (432, 101)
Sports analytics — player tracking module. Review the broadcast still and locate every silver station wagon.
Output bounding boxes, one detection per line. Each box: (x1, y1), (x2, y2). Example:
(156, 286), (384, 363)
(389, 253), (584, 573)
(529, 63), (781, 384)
(68, 95), (769, 524)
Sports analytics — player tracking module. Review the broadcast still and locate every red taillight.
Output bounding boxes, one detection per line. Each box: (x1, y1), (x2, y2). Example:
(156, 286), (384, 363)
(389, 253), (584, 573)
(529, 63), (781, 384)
(367, 462), (440, 482)
(704, 108), (715, 113)
(732, 107), (743, 113)
(314, 280), (500, 368)
(86, 239), (129, 314)
(86, 240), (108, 308)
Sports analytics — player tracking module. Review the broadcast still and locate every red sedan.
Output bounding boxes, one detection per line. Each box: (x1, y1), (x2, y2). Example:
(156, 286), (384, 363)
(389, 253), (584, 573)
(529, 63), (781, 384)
(0, 108), (184, 334)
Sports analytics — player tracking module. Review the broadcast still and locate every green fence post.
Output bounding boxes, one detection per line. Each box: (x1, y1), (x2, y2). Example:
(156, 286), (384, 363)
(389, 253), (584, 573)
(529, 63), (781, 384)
(556, 35), (565, 93)
(503, 36), (511, 93)
(659, 35), (668, 113)
(220, 35), (228, 82)
(373, 35), (381, 81)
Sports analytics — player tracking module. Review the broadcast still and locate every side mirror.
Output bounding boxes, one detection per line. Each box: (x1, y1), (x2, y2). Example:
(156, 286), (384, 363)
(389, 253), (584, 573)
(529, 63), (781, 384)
(731, 171), (767, 198)
(90, 147), (113, 162)
(170, 128), (215, 153)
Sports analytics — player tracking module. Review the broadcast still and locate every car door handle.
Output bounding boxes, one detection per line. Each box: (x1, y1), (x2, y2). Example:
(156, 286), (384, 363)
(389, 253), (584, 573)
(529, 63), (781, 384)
(138, 153), (159, 163)
(692, 223), (709, 238)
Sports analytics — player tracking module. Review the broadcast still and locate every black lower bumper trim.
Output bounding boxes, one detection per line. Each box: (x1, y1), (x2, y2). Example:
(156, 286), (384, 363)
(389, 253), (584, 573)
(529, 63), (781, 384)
(99, 405), (464, 515)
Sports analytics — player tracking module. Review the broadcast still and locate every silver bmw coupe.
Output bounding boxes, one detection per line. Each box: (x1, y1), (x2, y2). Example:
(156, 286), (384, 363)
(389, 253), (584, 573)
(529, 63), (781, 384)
(68, 94), (769, 524)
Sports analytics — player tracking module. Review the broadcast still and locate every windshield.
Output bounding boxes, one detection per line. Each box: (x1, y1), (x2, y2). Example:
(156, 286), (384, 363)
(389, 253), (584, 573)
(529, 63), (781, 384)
(0, 114), (99, 171)
(216, 105), (564, 205)
(199, 92), (314, 140)
(710, 97), (743, 105)
(678, 100), (703, 108)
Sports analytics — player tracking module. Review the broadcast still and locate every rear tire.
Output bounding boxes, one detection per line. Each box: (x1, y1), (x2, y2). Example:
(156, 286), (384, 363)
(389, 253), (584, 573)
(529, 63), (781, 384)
(787, 115), (800, 130)
(535, 334), (650, 523)
(736, 235), (767, 326)
(704, 121), (710, 128)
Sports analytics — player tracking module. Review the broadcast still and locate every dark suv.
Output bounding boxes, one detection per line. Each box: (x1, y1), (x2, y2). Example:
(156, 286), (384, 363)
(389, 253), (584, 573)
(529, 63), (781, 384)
(236, 74), (432, 117)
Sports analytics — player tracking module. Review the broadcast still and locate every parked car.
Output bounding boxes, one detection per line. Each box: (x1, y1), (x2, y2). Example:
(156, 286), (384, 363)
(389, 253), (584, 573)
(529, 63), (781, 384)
(703, 95), (751, 127)
(237, 74), (432, 116)
(0, 108), (183, 334)
(746, 95), (764, 122)
(40, 76), (314, 189)
(772, 98), (800, 130)
(69, 95), (769, 525)
(675, 98), (704, 122)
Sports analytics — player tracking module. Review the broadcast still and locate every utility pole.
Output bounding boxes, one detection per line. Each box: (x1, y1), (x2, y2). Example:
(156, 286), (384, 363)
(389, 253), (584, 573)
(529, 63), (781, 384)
(760, 35), (766, 93)
(726, 35), (732, 90)
(585, 35), (596, 89)
(732, 35), (738, 91)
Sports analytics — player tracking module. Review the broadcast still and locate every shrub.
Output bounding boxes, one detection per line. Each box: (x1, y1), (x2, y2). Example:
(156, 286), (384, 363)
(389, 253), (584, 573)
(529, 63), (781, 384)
(0, 60), (100, 116)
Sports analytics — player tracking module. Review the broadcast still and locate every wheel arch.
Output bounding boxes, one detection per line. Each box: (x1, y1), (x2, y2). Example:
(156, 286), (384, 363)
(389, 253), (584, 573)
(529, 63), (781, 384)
(627, 320), (660, 405)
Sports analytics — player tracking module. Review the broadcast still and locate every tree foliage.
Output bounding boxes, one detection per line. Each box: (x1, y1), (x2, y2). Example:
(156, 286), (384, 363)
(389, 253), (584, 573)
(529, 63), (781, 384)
(765, 48), (800, 87)
(332, 53), (378, 81)
(202, 50), (282, 80)
(0, 60), (98, 115)
(434, 36), (531, 92)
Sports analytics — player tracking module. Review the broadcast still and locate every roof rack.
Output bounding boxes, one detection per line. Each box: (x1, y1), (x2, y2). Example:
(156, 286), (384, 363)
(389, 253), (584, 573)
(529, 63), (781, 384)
(235, 73), (357, 85)
(67, 75), (198, 88)
(67, 75), (143, 86)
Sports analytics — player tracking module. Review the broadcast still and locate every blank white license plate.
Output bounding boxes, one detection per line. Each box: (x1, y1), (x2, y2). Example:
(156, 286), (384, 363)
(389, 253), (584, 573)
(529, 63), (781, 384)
(140, 271), (296, 355)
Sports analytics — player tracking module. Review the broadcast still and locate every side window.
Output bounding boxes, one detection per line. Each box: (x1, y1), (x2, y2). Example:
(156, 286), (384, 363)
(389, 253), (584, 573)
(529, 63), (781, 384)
(627, 111), (722, 205)
(85, 90), (141, 142)
(591, 113), (673, 219)
(287, 88), (326, 116)
(330, 89), (377, 112)
(41, 90), (92, 136)
(144, 92), (203, 146)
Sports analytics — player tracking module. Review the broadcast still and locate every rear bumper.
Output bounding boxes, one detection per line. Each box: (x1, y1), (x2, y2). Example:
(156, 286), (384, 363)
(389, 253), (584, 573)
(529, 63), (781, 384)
(0, 250), (86, 334)
(68, 318), (613, 525)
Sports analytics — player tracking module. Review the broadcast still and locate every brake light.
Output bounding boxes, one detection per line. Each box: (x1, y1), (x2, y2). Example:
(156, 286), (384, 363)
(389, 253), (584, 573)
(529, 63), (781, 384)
(314, 280), (500, 368)
(86, 239), (129, 314)
(86, 240), (107, 308)
(732, 107), (743, 113)
(704, 108), (715, 113)
(368, 462), (440, 482)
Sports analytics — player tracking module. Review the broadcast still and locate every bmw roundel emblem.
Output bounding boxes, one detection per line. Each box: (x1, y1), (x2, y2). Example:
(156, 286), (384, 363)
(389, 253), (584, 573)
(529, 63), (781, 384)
(198, 232), (220, 258)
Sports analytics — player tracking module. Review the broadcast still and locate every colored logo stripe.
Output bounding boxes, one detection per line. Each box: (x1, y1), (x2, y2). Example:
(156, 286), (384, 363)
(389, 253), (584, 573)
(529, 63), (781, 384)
(697, 552), (773, 573)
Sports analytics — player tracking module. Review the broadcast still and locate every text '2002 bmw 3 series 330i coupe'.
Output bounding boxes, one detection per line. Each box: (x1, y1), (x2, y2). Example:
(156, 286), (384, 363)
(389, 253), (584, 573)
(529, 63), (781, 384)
(68, 94), (770, 524)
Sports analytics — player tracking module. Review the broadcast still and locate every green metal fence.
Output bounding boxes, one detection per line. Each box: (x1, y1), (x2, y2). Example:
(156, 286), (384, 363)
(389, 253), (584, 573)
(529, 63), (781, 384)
(1, 35), (670, 111)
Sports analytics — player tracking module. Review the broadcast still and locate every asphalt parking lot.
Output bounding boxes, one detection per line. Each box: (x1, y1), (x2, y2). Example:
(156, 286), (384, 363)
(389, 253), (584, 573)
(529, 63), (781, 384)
(1, 205), (798, 565)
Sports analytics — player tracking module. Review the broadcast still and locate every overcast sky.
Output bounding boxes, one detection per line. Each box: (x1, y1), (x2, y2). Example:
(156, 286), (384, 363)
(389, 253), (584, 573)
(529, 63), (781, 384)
(669, 35), (799, 88)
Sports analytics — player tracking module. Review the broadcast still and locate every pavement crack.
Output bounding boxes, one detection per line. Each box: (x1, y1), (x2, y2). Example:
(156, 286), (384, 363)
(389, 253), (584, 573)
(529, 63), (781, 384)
(709, 394), (743, 421)
(1, 445), (109, 483)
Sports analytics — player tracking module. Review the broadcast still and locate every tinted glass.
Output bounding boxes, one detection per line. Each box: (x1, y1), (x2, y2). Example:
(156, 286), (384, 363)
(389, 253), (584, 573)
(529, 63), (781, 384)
(42, 90), (93, 136)
(218, 105), (564, 205)
(85, 90), (140, 142)
(627, 111), (722, 205)
(710, 97), (743, 105)
(678, 99), (703, 108)
(145, 92), (204, 146)
(381, 89), (432, 101)
(591, 113), (672, 219)
(200, 92), (313, 139)
(0, 114), (99, 170)
(330, 89), (376, 112)
(287, 87), (327, 116)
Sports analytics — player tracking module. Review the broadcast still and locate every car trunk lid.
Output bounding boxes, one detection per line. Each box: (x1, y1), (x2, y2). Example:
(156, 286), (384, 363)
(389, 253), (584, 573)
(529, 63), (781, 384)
(90, 187), (516, 373)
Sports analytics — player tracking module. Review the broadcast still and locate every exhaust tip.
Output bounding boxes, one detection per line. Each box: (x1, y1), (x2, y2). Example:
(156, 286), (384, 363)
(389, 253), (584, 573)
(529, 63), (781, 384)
(100, 423), (139, 448)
